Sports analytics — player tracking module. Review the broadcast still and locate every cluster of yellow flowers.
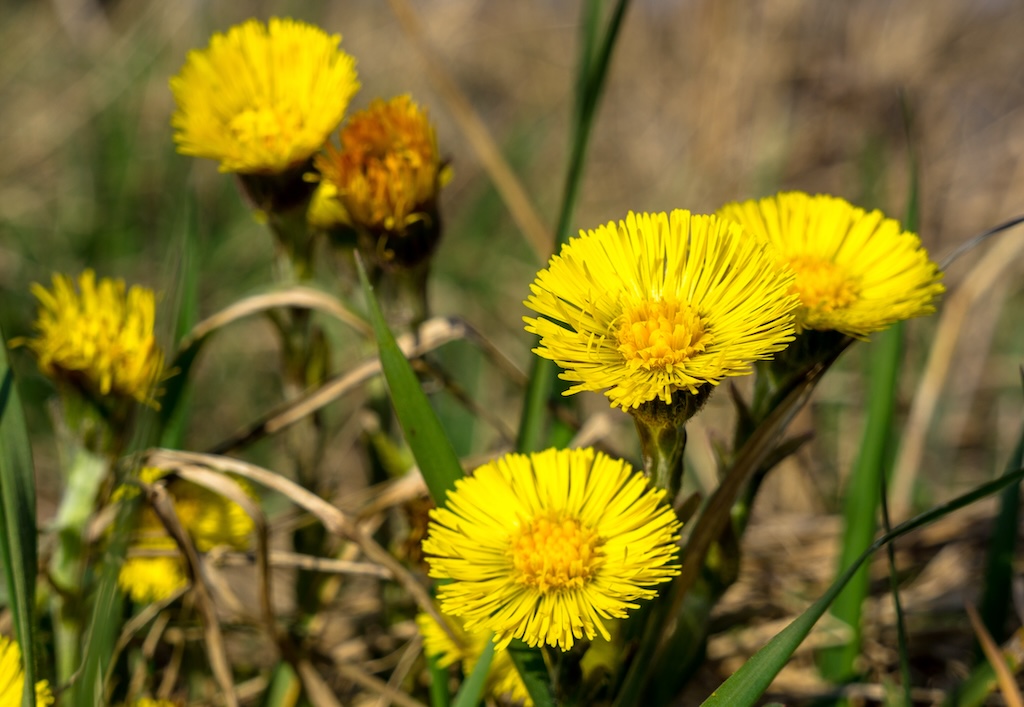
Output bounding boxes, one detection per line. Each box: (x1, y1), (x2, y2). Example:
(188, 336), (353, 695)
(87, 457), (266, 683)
(115, 467), (255, 604)
(12, 12), (946, 705)
(526, 195), (943, 411)
(171, 17), (447, 253)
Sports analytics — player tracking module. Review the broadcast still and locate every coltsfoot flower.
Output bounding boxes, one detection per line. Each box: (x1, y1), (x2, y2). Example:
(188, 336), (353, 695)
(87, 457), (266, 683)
(20, 270), (164, 407)
(417, 612), (532, 705)
(524, 210), (798, 410)
(423, 448), (681, 650)
(718, 192), (944, 337)
(171, 17), (359, 174)
(117, 467), (255, 603)
(315, 95), (449, 251)
(0, 635), (54, 706)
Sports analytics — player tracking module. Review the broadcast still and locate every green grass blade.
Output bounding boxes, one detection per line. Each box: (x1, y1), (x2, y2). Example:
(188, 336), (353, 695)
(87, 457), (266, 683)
(819, 322), (903, 682)
(0, 328), (38, 707)
(427, 653), (451, 707)
(977, 410), (1024, 644)
(452, 640), (495, 707)
(516, 0), (631, 453)
(880, 472), (913, 705)
(160, 191), (200, 449)
(701, 464), (1024, 707)
(508, 641), (556, 707)
(356, 257), (463, 505)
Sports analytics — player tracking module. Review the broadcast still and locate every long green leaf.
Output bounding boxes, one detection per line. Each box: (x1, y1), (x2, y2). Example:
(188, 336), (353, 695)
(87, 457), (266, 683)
(356, 257), (463, 505)
(701, 464), (1024, 707)
(516, 0), (631, 454)
(819, 322), (903, 681)
(452, 640), (495, 707)
(0, 328), (38, 707)
(977, 412), (1024, 646)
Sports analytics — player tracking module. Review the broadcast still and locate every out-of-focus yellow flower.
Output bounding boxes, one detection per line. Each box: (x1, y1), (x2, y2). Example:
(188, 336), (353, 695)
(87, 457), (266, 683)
(423, 448), (680, 651)
(20, 270), (164, 407)
(718, 192), (944, 337)
(0, 635), (54, 706)
(171, 17), (359, 175)
(316, 95), (448, 240)
(117, 467), (255, 603)
(306, 180), (351, 231)
(129, 699), (180, 707)
(524, 211), (798, 410)
(417, 611), (532, 706)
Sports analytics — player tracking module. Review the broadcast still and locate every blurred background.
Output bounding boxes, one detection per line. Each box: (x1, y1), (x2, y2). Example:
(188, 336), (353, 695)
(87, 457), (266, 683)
(1, 0), (1023, 697)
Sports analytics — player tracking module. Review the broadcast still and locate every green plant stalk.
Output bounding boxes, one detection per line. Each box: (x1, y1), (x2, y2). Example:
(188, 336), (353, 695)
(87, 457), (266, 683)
(0, 331), (39, 707)
(701, 463), (1024, 707)
(49, 446), (107, 685)
(819, 323), (903, 682)
(516, 0), (630, 454)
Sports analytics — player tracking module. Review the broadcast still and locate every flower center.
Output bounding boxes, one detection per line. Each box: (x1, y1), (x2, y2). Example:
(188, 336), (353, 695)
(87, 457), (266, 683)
(615, 298), (711, 371)
(229, 106), (301, 154)
(787, 257), (859, 313)
(510, 514), (600, 592)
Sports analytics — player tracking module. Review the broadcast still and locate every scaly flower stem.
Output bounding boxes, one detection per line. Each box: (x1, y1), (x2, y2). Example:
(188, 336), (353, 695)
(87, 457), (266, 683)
(631, 391), (708, 498)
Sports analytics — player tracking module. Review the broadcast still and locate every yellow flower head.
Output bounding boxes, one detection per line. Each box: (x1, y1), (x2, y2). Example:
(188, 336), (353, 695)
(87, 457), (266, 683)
(423, 448), (681, 651)
(129, 700), (180, 707)
(21, 271), (164, 407)
(0, 635), (54, 706)
(171, 17), (359, 174)
(315, 95), (447, 235)
(524, 210), (798, 410)
(417, 612), (532, 706)
(117, 467), (256, 603)
(718, 192), (945, 337)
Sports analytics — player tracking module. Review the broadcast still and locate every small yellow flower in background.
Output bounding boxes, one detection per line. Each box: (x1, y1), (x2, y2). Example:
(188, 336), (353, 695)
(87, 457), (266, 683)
(417, 612), (532, 706)
(0, 635), (54, 706)
(718, 191), (945, 338)
(306, 180), (351, 232)
(423, 448), (681, 650)
(20, 270), (164, 407)
(117, 467), (255, 603)
(171, 17), (359, 175)
(315, 95), (449, 237)
(524, 210), (798, 410)
(128, 699), (179, 707)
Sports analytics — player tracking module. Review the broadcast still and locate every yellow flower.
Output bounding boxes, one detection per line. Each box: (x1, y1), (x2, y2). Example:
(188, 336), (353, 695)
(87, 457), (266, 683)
(117, 467), (255, 603)
(718, 192), (944, 337)
(20, 271), (164, 407)
(0, 635), (54, 706)
(423, 448), (681, 650)
(129, 699), (179, 707)
(171, 17), (359, 174)
(315, 95), (447, 236)
(417, 612), (532, 706)
(306, 180), (351, 231)
(524, 211), (798, 410)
